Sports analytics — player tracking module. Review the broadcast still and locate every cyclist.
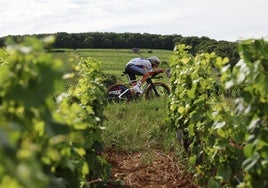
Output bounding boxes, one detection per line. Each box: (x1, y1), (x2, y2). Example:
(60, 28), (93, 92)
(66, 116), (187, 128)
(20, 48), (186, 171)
(124, 56), (165, 94)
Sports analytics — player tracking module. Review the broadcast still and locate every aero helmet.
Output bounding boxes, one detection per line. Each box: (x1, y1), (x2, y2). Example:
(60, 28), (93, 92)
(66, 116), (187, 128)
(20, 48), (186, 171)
(147, 56), (160, 66)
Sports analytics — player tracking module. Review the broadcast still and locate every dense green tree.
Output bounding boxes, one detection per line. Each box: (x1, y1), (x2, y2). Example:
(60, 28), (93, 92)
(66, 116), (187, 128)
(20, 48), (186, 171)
(82, 35), (94, 48)
(0, 32), (239, 64)
(54, 32), (72, 48)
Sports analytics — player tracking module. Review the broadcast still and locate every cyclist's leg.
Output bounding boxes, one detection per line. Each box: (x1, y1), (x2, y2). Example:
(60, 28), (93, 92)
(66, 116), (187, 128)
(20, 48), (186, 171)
(125, 65), (138, 86)
(125, 65), (144, 94)
(125, 65), (153, 85)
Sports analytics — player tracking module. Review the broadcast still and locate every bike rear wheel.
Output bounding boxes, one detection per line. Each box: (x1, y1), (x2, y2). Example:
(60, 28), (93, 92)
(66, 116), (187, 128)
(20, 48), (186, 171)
(107, 84), (131, 102)
(144, 82), (170, 100)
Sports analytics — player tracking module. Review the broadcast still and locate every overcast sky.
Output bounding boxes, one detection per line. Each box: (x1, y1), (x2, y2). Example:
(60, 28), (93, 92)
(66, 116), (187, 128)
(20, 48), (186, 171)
(1, 0), (268, 42)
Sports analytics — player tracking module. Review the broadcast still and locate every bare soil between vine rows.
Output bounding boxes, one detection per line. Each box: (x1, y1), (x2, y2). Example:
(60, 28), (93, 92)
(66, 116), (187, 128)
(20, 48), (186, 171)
(104, 148), (199, 188)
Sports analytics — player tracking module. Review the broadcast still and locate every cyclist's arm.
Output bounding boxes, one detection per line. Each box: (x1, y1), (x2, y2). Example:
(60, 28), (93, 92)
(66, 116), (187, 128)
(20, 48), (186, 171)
(149, 68), (165, 75)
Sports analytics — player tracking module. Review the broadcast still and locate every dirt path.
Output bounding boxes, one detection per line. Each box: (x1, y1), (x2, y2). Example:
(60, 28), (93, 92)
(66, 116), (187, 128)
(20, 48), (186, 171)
(105, 149), (199, 188)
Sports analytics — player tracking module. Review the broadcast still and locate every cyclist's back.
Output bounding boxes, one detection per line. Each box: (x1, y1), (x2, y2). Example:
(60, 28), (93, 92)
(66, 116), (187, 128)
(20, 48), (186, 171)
(126, 57), (153, 73)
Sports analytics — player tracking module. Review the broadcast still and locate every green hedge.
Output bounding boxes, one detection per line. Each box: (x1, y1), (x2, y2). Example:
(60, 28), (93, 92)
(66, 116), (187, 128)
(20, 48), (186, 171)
(169, 40), (268, 188)
(0, 37), (110, 188)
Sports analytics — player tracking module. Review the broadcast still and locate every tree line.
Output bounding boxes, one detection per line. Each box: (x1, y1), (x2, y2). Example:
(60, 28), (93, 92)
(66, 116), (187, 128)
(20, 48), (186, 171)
(0, 32), (239, 66)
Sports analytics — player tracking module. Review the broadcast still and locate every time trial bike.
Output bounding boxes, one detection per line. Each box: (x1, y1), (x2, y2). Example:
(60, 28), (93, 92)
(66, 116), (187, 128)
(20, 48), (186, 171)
(107, 69), (171, 102)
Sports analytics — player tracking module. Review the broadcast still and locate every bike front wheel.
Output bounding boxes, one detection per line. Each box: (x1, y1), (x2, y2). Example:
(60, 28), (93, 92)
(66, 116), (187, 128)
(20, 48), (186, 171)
(144, 82), (170, 100)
